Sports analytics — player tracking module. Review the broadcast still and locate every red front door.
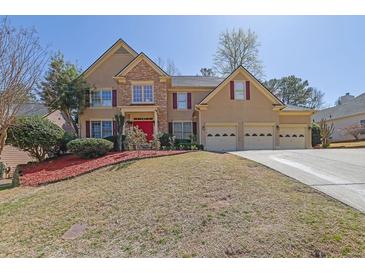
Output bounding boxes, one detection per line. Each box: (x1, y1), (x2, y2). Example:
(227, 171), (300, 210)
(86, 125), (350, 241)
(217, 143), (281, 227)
(132, 121), (154, 141)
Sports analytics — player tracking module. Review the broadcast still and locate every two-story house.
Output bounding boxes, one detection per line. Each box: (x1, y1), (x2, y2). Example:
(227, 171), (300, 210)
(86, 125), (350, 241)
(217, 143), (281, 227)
(79, 39), (314, 151)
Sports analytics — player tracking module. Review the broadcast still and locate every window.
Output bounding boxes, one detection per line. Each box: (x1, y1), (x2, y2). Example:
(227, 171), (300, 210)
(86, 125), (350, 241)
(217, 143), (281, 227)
(177, 92), (187, 109)
(234, 81), (245, 100)
(173, 121), (192, 140)
(132, 84), (154, 103)
(91, 121), (113, 138)
(91, 89), (112, 107)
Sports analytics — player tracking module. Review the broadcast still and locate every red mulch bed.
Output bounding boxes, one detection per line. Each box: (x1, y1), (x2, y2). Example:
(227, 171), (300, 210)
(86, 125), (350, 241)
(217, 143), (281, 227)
(20, 150), (187, 187)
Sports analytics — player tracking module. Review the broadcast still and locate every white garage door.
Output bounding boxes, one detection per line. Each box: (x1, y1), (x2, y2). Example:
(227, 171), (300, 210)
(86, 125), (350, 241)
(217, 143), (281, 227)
(244, 126), (274, 150)
(206, 126), (237, 151)
(279, 127), (306, 149)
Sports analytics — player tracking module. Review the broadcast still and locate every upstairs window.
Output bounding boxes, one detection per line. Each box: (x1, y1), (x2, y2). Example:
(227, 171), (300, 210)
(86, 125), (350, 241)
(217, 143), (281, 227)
(132, 84), (154, 103)
(234, 81), (246, 100)
(177, 92), (187, 109)
(90, 89), (112, 107)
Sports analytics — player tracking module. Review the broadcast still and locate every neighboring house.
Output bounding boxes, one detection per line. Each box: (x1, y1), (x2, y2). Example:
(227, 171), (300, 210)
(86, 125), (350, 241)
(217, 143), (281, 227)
(79, 39), (314, 151)
(314, 92), (365, 142)
(0, 103), (74, 177)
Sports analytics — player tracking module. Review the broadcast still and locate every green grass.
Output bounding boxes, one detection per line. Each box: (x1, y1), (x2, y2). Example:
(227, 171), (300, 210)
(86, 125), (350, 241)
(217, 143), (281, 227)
(1, 152), (365, 257)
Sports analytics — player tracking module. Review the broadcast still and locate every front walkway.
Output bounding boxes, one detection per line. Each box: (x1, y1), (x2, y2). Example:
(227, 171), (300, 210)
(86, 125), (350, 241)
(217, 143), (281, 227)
(231, 149), (365, 213)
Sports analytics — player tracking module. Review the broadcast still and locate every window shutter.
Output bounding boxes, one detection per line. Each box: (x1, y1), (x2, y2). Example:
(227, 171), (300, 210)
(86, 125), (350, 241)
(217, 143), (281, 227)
(113, 121), (116, 136)
(168, 122), (173, 134)
(246, 81), (251, 100)
(187, 93), (192, 109)
(86, 121), (90, 138)
(112, 89), (117, 107)
(173, 93), (177, 109)
(192, 122), (197, 135)
(85, 89), (90, 107)
(230, 81), (234, 100)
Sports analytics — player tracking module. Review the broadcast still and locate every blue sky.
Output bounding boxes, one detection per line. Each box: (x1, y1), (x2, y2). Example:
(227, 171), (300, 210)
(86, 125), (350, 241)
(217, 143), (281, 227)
(8, 16), (365, 107)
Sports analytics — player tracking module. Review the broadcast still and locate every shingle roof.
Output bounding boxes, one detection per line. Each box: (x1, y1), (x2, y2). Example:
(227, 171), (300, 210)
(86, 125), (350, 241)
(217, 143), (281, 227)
(314, 92), (365, 121)
(171, 76), (224, 87)
(17, 103), (50, 117)
(282, 104), (313, 112)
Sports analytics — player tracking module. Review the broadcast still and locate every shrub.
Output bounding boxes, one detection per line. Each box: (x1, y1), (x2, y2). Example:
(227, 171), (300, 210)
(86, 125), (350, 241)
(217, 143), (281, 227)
(103, 135), (126, 151)
(58, 131), (78, 154)
(319, 119), (334, 148)
(67, 138), (113, 158)
(125, 126), (148, 150)
(6, 116), (64, 161)
(0, 162), (5, 179)
(159, 133), (172, 147)
(151, 135), (161, 150)
(311, 123), (321, 147)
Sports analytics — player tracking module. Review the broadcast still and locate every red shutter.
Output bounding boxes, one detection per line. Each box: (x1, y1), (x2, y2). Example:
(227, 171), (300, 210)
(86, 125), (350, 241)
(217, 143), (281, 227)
(85, 89), (90, 107)
(246, 81), (250, 100)
(112, 90), (117, 107)
(173, 93), (177, 109)
(187, 93), (192, 109)
(230, 81), (234, 100)
(86, 121), (90, 138)
(113, 121), (116, 136)
(192, 122), (197, 135)
(168, 122), (173, 134)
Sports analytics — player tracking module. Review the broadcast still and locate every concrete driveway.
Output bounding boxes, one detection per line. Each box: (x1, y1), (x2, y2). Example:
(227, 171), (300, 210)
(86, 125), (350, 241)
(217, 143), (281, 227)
(231, 149), (365, 213)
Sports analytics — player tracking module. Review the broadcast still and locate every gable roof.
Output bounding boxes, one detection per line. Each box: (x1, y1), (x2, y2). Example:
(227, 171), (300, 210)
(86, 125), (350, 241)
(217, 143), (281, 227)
(17, 103), (50, 117)
(171, 76), (224, 87)
(81, 39), (138, 78)
(199, 66), (284, 105)
(314, 92), (365, 121)
(114, 52), (168, 77)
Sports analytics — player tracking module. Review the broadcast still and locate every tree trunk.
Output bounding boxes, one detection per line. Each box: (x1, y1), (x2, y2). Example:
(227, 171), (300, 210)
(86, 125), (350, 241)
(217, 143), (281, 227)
(0, 127), (8, 156)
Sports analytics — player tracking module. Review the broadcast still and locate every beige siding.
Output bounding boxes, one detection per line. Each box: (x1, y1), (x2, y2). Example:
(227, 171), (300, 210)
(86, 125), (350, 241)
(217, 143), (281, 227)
(0, 145), (34, 178)
(87, 52), (134, 88)
(46, 110), (75, 133)
(324, 113), (365, 141)
(200, 73), (280, 150)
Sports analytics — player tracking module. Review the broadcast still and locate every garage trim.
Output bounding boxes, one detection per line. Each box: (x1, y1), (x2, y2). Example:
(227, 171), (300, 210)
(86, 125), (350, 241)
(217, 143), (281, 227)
(279, 123), (309, 127)
(244, 122), (276, 126)
(205, 122), (238, 127)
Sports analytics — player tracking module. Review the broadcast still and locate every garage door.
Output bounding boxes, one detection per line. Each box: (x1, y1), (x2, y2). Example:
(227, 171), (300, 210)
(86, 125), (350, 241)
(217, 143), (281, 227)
(206, 126), (237, 151)
(279, 127), (306, 149)
(244, 126), (274, 150)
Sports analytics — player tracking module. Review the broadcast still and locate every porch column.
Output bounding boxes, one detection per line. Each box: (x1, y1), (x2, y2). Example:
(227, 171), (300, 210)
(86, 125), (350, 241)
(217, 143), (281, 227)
(154, 110), (158, 137)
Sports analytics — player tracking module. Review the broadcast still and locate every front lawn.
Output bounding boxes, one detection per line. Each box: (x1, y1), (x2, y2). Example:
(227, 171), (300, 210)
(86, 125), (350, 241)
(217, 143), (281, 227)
(1, 152), (365, 257)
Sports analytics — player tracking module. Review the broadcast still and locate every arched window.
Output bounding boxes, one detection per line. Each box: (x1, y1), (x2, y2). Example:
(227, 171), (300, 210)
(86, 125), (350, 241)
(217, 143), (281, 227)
(292, 134), (297, 137)
(299, 134), (304, 137)
(230, 133), (236, 136)
(285, 134), (290, 137)
(223, 133), (228, 136)
(245, 133), (250, 136)
(267, 133), (272, 136)
(252, 133), (257, 136)
(207, 133), (213, 137)
(279, 134), (283, 137)
(215, 133), (221, 137)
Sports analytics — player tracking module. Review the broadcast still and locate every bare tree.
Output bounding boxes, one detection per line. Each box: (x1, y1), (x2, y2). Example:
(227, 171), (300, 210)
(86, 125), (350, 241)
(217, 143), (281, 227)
(200, 68), (215, 77)
(341, 124), (365, 141)
(156, 57), (180, 76)
(0, 18), (47, 154)
(319, 119), (334, 148)
(213, 28), (264, 79)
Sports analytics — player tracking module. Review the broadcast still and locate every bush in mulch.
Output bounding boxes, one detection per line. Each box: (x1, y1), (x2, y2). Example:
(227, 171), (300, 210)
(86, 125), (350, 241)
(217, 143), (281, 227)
(20, 150), (187, 187)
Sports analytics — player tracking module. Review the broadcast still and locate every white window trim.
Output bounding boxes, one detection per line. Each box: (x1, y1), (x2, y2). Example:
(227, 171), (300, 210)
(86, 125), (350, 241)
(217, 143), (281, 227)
(172, 120), (193, 140)
(132, 83), (155, 104)
(90, 119), (114, 138)
(234, 81), (246, 101)
(177, 92), (188, 110)
(89, 88), (113, 108)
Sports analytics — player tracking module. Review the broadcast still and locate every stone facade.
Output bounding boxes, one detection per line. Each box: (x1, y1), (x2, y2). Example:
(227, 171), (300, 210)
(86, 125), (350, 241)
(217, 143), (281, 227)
(118, 60), (168, 133)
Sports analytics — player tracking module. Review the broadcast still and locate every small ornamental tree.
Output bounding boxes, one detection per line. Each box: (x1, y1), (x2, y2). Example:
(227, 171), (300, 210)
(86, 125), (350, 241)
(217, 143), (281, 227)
(6, 116), (64, 161)
(319, 118), (334, 148)
(341, 124), (364, 141)
(125, 126), (148, 151)
(114, 112), (125, 152)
